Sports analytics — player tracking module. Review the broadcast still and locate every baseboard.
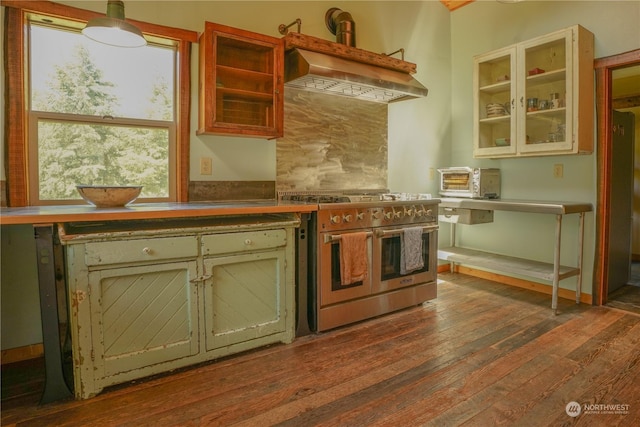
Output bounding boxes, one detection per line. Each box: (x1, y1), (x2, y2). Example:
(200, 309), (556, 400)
(438, 263), (593, 305)
(1, 343), (44, 365)
(437, 264), (452, 273)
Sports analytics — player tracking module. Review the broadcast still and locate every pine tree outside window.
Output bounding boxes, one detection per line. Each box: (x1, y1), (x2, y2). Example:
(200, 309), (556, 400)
(27, 15), (177, 205)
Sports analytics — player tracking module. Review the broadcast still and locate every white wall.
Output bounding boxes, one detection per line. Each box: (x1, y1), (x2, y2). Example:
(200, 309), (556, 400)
(448, 0), (640, 293)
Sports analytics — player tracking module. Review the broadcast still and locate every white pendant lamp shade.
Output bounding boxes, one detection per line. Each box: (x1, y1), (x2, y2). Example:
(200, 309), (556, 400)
(82, 1), (146, 48)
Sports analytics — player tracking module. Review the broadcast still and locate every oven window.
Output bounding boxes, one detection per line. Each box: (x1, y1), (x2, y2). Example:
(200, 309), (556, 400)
(380, 234), (430, 281)
(330, 242), (364, 291)
(442, 173), (470, 191)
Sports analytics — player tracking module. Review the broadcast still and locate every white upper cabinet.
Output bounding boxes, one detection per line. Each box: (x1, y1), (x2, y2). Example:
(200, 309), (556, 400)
(474, 25), (594, 158)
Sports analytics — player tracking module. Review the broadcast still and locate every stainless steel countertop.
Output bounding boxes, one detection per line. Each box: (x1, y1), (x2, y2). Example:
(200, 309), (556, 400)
(439, 198), (592, 215)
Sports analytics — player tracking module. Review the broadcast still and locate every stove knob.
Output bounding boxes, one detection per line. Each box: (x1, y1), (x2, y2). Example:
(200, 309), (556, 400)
(343, 213), (353, 223)
(394, 208), (404, 219)
(383, 209), (394, 220)
(330, 214), (342, 224)
(371, 210), (381, 220)
(404, 206), (414, 217)
(356, 211), (365, 221)
(416, 207), (426, 217)
(426, 209), (433, 217)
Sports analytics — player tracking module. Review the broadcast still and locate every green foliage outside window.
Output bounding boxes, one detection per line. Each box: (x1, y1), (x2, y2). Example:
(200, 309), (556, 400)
(31, 26), (174, 201)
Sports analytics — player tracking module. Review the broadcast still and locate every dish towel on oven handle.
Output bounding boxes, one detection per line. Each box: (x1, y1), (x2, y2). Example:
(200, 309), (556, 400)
(340, 232), (369, 286)
(401, 226), (424, 275)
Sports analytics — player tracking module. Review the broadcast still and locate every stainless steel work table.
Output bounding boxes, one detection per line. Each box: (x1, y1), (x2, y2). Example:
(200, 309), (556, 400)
(437, 198), (592, 314)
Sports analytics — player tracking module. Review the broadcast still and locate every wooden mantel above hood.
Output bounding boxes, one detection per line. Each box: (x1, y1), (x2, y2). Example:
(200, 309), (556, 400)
(282, 33), (428, 103)
(283, 32), (417, 74)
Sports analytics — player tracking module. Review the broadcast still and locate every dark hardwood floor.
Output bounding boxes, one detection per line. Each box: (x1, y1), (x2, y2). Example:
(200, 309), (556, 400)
(2, 272), (639, 426)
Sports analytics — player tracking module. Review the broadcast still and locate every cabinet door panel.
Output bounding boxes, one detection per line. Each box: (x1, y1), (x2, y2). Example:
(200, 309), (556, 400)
(517, 28), (573, 154)
(89, 261), (199, 378)
(203, 250), (286, 350)
(473, 45), (517, 157)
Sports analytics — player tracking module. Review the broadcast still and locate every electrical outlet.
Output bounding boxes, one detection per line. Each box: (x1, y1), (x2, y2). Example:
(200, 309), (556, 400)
(553, 163), (563, 178)
(429, 168), (435, 180)
(200, 157), (213, 175)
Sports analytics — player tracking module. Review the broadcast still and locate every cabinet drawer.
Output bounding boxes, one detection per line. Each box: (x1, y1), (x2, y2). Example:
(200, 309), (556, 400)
(439, 207), (494, 225)
(85, 236), (198, 266)
(202, 229), (286, 256)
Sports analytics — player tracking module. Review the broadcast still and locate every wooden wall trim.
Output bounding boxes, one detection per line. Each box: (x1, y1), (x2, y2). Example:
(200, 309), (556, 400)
(594, 48), (640, 306)
(4, 7), (28, 206)
(178, 39), (191, 202)
(440, 0), (475, 11)
(1, 343), (44, 365)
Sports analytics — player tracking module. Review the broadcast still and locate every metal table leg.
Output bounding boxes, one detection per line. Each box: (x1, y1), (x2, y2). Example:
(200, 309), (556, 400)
(449, 223), (456, 273)
(576, 212), (585, 304)
(34, 224), (73, 404)
(552, 215), (563, 315)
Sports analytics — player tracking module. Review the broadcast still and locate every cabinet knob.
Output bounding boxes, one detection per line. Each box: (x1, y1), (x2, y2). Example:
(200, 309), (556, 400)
(244, 239), (253, 245)
(142, 247), (153, 255)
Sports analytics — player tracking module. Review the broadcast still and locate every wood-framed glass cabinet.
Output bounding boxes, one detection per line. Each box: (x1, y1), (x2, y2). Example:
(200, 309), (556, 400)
(197, 22), (284, 139)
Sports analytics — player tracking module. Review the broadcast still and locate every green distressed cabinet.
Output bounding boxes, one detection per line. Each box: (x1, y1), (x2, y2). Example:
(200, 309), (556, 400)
(60, 215), (298, 399)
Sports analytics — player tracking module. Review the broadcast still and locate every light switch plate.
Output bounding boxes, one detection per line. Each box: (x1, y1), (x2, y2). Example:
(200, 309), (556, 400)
(553, 163), (563, 178)
(200, 157), (213, 175)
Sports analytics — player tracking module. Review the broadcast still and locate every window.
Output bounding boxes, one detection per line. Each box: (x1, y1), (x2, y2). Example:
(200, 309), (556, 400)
(4, 2), (197, 206)
(28, 19), (176, 204)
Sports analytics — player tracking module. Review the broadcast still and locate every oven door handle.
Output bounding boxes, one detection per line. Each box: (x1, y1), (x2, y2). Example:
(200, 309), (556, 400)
(324, 232), (373, 244)
(374, 225), (439, 238)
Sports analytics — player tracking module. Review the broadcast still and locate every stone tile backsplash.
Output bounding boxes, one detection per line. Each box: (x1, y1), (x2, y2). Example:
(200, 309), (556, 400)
(276, 88), (388, 191)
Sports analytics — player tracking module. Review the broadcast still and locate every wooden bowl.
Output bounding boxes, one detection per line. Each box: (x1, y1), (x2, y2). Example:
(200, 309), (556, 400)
(76, 185), (142, 208)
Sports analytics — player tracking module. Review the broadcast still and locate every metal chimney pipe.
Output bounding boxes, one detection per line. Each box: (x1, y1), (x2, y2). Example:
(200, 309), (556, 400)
(325, 8), (356, 47)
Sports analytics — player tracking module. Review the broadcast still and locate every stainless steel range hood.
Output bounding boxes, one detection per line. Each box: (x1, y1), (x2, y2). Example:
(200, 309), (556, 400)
(284, 48), (429, 103)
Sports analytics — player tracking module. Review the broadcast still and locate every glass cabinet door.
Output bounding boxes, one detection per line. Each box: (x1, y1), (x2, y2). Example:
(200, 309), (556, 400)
(198, 22), (284, 139)
(517, 28), (573, 154)
(474, 46), (517, 158)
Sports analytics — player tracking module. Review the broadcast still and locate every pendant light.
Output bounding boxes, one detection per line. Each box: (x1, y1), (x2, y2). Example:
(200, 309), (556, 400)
(82, 0), (146, 48)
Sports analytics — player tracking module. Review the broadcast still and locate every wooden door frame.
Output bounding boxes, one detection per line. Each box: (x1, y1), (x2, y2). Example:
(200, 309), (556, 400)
(594, 49), (640, 305)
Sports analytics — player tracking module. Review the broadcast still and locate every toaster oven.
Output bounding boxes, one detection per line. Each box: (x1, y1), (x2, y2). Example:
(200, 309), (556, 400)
(438, 167), (500, 199)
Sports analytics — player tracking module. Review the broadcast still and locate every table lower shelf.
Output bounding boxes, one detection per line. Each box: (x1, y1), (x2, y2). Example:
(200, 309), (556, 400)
(438, 246), (580, 282)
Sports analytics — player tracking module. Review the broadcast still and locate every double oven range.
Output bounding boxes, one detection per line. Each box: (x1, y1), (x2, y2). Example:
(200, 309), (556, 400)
(281, 191), (439, 333)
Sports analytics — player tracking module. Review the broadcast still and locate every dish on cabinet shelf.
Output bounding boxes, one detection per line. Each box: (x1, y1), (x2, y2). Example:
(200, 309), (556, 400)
(486, 102), (510, 118)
